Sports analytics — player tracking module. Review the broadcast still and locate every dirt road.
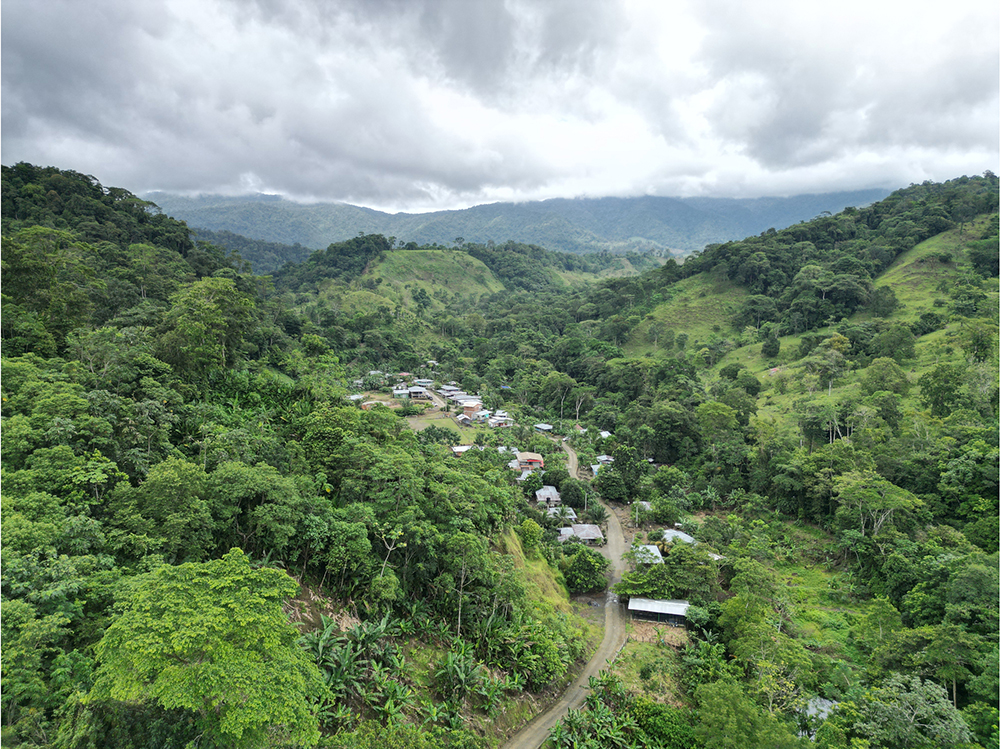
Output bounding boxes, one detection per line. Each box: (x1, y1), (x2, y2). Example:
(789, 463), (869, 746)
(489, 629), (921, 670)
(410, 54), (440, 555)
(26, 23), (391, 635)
(501, 442), (628, 749)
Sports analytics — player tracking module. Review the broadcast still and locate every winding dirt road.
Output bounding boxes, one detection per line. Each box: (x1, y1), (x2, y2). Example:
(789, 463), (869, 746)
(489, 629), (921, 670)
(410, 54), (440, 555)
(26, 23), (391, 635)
(501, 441), (629, 749)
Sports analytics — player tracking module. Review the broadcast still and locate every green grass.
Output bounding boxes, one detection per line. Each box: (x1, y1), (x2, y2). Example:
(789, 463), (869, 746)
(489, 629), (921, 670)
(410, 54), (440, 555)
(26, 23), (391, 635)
(375, 250), (505, 309)
(874, 216), (997, 322)
(611, 638), (688, 705)
(624, 270), (750, 355)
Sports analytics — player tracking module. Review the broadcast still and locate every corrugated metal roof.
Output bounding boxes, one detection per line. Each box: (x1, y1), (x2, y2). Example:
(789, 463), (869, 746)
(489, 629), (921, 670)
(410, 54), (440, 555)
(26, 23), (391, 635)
(627, 598), (690, 617)
(634, 545), (664, 564)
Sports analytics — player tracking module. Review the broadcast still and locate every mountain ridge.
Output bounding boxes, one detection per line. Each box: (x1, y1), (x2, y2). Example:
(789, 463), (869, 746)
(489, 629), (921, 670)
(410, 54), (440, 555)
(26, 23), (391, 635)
(145, 188), (891, 256)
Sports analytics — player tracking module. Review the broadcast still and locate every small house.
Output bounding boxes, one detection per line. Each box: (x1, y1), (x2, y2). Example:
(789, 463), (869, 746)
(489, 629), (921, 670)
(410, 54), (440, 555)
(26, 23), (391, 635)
(392, 387), (410, 399)
(535, 485), (561, 506)
(516, 452), (545, 470)
(662, 529), (696, 545)
(534, 423), (554, 433)
(627, 598), (690, 626)
(633, 544), (664, 565)
(568, 524), (604, 545)
(451, 445), (475, 457)
(547, 506), (577, 521)
(408, 386), (430, 399)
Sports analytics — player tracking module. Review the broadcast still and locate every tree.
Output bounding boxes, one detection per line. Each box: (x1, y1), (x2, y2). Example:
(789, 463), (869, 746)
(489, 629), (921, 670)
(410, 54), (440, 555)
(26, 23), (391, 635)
(156, 277), (255, 385)
(833, 471), (922, 540)
(563, 545), (610, 593)
(871, 324), (916, 362)
(918, 364), (968, 417)
(854, 674), (971, 748)
(861, 357), (911, 396)
(694, 680), (805, 749)
(90, 549), (324, 748)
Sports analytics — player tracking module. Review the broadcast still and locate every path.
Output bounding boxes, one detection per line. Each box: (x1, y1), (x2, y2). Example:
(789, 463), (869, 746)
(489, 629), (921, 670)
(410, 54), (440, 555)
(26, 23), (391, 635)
(502, 441), (628, 749)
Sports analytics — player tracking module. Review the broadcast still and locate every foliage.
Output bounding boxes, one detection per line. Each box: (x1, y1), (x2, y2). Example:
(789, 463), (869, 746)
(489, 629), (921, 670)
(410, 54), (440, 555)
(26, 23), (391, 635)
(90, 549), (325, 748)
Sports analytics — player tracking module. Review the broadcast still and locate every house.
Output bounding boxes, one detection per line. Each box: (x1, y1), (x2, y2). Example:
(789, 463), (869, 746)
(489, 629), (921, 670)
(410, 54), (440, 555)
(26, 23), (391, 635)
(590, 464), (601, 476)
(633, 544), (664, 565)
(413, 378), (434, 387)
(472, 410), (491, 423)
(462, 401), (483, 417)
(456, 414), (472, 426)
(596, 454), (614, 465)
(547, 506), (577, 521)
(662, 529), (697, 545)
(396, 372), (412, 380)
(627, 598), (690, 626)
(657, 528), (725, 560)
(563, 524), (604, 545)
(488, 415), (512, 428)
(534, 423), (554, 433)
(451, 445), (475, 456)
(599, 430), (612, 439)
(346, 393), (365, 402)
(408, 386), (430, 399)
(516, 452), (545, 470)
(392, 387), (410, 399)
(426, 360), (439, 367)
(439, 385), (460, 394)
(535, 485), (561, 505)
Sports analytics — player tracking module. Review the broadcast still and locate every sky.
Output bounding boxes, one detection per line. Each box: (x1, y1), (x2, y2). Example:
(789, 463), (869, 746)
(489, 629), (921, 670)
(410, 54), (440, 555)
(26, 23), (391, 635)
(3, 0), (998, 213)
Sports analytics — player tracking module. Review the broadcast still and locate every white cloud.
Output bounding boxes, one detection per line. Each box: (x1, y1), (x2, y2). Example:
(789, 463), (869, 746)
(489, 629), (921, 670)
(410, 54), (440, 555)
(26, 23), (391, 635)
(2, 0), (996, 211)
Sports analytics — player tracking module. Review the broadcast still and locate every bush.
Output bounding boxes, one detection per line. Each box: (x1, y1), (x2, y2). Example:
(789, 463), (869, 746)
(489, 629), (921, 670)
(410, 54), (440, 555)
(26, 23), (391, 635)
(563, 545), (610, 593)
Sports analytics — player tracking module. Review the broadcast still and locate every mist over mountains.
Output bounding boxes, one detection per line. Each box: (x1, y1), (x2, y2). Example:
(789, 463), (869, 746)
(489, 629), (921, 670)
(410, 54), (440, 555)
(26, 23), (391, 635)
(145, 189), (891, 256)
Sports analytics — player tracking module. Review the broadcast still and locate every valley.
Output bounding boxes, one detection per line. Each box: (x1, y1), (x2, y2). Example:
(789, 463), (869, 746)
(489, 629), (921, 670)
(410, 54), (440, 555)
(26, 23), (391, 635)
(1, 163), (997, 749)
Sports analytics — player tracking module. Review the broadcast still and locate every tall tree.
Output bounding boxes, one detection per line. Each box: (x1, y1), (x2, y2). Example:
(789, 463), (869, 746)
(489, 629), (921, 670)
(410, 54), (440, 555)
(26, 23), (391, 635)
(90, 549), (324, 748)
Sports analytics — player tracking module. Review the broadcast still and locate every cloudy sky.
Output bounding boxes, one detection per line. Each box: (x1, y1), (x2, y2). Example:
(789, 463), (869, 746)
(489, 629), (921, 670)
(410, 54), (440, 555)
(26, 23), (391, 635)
(4, 0), (998, 212)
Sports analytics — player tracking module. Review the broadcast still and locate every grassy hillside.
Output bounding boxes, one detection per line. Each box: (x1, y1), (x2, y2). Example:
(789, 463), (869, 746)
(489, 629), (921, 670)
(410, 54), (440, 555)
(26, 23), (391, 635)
(624, 272), (751, 354)
(873, 214), (999, 320)
(615, 215), (997, 444)
(373, 250), (506, 309)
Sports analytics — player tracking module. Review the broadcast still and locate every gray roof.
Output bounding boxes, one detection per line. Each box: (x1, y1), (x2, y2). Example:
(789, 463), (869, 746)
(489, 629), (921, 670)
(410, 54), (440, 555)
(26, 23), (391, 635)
(662, 529), (696, 545)
(633, 545), (664, 564)
(571, 524), (604, 542)
(535, 485), (561, 503)
(627, 598), (690, 617)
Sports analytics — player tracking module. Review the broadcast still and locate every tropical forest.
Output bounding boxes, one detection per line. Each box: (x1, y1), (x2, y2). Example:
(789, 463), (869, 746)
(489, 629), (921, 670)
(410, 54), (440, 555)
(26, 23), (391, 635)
(2, 162), (998, 749)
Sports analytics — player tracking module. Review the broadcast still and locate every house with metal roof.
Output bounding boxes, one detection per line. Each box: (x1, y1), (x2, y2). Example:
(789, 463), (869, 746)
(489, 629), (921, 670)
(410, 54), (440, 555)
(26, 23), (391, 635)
(561, 524), (604, 545)
(515, 452), (545, 470)
(633, 544), (664, 565)
(627, 598), (690, 626)
(547, 506), (577, 521)
(535, 485), (561, 505)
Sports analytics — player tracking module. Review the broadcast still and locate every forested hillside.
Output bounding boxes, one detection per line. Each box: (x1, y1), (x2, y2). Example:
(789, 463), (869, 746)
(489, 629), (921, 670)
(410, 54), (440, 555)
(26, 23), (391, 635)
(2, 163), (997, 749)
(146, 188), (890, 256)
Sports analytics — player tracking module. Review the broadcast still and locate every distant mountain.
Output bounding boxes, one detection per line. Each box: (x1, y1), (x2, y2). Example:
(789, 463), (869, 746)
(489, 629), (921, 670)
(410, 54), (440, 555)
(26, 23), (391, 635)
(145, 189), (892, 256)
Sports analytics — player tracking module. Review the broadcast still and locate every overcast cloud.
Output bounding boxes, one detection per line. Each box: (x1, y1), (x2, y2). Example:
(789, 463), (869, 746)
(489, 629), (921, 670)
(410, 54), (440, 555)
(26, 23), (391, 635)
(3, 0), (997, 211)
